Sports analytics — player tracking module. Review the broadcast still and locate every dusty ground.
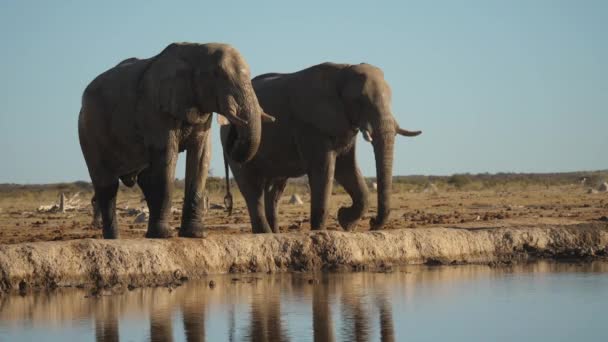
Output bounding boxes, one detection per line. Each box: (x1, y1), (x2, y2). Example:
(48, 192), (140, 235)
(1, 183), (607, 293)
(0, 184), (606, 244)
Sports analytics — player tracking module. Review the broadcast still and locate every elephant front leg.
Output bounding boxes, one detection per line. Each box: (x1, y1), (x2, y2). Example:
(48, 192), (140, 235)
(308, 151), (336, 230)
(335, 148), (369, 231)
(138, 144), (178, 239)
(179, 131), (212, 238)
(264, 178), (288, 233)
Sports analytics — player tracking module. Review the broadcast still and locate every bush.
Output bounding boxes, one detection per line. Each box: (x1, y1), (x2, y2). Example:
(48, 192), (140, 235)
(447, 174), (473, 189)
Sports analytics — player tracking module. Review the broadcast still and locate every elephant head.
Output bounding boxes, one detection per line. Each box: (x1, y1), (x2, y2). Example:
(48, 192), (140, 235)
(150, 42), (272, 163)
(338, 64), (421, 229)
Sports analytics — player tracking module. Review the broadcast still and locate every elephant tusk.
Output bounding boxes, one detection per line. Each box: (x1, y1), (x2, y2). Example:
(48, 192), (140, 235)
(216, 115), (230, 126)
(261, 112), (276, 123)
(396, 127), (422, 137)
(221, 112), (248, 127)
(362, 129), (373, 142)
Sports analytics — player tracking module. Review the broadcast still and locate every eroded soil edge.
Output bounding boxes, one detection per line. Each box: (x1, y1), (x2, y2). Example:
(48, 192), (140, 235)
(1, 223), (607, 294)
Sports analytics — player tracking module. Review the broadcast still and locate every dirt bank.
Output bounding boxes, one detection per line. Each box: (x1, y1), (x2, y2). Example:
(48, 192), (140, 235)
(1, 223), (607, 294)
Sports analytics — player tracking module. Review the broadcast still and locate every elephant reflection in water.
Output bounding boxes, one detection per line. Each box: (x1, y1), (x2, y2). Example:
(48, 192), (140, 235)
(313, 277), (335, 342)
(334, 275), (395, 342)
(181, 299), (206, 342)
(376, 294), (395, 342)
(309, 274), (395, 342)
(92, 286), (207, 342)
(150, 288), (207, 342)
(90, 275), (394, 342)
(94, 298), (119, 342)
(149, 306), (174, 342)
(248, 277), (288, 342)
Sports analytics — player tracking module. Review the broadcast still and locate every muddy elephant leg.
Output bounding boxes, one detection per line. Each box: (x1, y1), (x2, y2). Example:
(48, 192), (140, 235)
(91, 195), (102, 228)
(264, 178), (288, 233)
(179, 130), (212, 238)
(232, 167), (272, 234)
(138, 145), (178, 239)
(94, 181), (119, 239)
(334, 148), (369, 231)
(307, 151), (336, 230)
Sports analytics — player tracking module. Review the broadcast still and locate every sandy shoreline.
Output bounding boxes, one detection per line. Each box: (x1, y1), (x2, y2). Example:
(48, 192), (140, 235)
(1, 223), (607, 294)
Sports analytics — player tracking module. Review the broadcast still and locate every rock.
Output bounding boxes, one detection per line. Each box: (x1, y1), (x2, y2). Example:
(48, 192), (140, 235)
(37, 204), (58, 213)
(599, 182), (608, 192)
(210, 203), (225, 210)
(37, 193), (82, 213)
(588, 188), (599, 194)
(423, 183), (439, 194)
(289, 194), (303, 205)
(124, 207), (149, 216)
(134, 212), (148, 223)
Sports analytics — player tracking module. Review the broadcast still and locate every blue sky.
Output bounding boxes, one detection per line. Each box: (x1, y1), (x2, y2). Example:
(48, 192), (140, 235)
(0, 0), (606, 183)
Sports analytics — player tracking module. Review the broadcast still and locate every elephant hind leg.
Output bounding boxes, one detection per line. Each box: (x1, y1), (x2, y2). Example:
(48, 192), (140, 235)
(264, 178), (288, 233)
(233, 168), (272, 234)
(335, 149), (369, 231)
(94, 180), (120, 239)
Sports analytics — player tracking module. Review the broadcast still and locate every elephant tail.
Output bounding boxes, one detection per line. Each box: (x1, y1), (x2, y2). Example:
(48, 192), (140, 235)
(223, 152), (233, 216)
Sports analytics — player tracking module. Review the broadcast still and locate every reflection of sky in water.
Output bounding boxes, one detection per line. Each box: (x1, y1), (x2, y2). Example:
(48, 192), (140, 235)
(1, 262), (607, 341)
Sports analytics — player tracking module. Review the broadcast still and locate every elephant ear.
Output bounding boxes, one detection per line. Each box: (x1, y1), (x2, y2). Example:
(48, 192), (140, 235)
(338, 65), (367, 119)
(288, 73), (353, 138)
(153, 54), (208, 125)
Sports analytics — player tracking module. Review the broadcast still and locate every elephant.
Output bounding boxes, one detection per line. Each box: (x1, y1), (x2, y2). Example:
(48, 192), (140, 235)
(220, 62), (420, 233)
(79, 42), (273, 239)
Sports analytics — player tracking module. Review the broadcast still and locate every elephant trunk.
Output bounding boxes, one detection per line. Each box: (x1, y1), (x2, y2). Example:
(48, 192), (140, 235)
(370, 127), (395, 230)
(222, 88), (262, 164)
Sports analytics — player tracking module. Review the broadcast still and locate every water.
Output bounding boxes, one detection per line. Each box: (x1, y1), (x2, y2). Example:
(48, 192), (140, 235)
(1, 262), (607, 341)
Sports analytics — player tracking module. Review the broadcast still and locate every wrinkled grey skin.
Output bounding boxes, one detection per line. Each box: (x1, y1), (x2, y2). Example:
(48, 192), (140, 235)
(221, 63), (421, 233)
(79, 42), (268, 239)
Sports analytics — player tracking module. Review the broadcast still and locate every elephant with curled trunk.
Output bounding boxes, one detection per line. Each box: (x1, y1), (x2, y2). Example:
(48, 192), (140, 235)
(79, 42), (273, 239)
(220, 62), (420, 233)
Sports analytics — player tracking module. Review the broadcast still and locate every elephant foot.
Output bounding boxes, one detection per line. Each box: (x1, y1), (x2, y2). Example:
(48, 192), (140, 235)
(338, 207), (360, 232)
(102, 227), (119, 239)
(252, 229), (272, 234)
(252, 224), (273, 234)
(369, 217), (386, 231)
(178, 223), (208, 238)
(145, 222), (174, 238)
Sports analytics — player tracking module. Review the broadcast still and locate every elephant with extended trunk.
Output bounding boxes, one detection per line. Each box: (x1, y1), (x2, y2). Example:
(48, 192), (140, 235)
(79, 42), (273, 239)
(220, 62), (420, 233)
